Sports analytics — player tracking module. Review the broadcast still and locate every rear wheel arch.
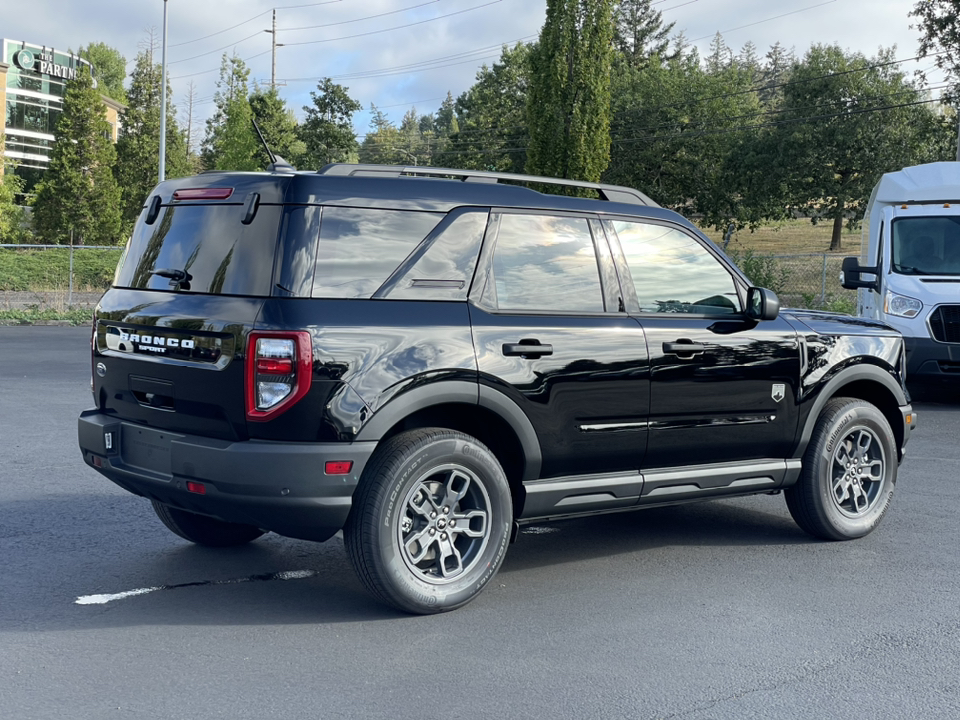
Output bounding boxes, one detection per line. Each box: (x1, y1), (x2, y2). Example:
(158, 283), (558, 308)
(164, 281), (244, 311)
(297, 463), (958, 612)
(355, 384), (541, 516)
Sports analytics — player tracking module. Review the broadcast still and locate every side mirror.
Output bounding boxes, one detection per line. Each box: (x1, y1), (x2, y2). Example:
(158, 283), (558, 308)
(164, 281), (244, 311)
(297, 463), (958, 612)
(746, 287), (780, 321)
(840, 256), (879, 291)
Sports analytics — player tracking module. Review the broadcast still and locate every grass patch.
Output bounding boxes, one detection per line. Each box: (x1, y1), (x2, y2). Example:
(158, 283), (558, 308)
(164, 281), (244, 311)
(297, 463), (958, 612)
(0, 247), (123, 292)
(0, 305), (93, 325)
(697, 218), (862, 256)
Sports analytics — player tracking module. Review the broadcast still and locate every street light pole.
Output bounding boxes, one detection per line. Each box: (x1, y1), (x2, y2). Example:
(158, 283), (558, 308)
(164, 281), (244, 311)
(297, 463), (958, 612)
(159, 0), (168, 182)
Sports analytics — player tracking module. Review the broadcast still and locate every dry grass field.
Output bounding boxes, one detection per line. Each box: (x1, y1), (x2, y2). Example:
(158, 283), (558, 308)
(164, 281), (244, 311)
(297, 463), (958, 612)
(696, 218), (863, 256)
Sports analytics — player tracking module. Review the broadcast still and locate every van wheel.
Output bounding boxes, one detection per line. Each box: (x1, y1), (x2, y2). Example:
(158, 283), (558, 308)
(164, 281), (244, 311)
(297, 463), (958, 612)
(345, 429), (513, 614)
(785, 398), (897, 540)
(151, 501), (266, 547)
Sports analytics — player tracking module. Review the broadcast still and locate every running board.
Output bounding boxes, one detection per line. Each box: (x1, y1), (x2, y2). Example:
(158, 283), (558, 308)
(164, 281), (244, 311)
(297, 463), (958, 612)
(521, 459), (801, 520)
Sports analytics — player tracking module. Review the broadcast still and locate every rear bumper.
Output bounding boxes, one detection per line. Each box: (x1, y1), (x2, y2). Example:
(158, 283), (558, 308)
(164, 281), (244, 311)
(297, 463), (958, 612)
(78, 409), (376, 542)
(904, 336), (960, 379)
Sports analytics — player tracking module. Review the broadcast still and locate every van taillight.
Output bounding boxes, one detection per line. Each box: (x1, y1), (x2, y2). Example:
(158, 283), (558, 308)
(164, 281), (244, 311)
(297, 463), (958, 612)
(246, 331), (312, 422)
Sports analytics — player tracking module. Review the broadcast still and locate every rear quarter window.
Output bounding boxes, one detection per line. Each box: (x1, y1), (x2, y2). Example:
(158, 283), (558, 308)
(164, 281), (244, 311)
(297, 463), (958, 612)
(311, 207), (444, 299)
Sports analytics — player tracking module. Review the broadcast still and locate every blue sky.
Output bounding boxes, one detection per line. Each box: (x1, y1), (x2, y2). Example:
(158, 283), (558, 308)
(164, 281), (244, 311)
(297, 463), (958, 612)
(4, 0), (941, 139)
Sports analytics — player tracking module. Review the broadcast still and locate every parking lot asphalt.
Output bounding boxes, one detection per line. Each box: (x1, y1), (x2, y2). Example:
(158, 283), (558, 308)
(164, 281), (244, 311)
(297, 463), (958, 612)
(2, 325), (959, 719)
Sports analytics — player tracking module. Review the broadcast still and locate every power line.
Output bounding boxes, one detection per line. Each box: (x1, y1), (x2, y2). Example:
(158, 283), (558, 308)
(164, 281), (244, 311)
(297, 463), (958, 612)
(282, 0), (504, 47)
(169, 0), (344, 48)
(690, 0), (839, 42)
(276, 34), (535, 82)
(277, 0), (440, 31)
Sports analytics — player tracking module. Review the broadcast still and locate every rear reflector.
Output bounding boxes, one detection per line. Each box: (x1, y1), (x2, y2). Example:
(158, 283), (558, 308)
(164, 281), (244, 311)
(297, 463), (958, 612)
(186, 481), (206, 495)
(173, 187), (234, 201)
(324, 461), (353, 475)
(256, 357), (294, 375)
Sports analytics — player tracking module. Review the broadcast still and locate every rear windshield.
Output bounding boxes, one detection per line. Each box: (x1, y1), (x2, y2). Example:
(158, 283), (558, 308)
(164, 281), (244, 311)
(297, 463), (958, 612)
(114, 204), (283, 295)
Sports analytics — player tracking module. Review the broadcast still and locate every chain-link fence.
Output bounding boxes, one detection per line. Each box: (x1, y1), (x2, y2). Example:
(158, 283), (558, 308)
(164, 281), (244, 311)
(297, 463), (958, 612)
(0, 244), (123, 311)
(1, 244), (859, 316)
(728, 251), (857, 314)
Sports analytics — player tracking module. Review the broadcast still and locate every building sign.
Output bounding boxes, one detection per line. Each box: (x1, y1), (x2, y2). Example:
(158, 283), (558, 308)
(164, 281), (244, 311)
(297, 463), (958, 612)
(13, 46), (81, 80)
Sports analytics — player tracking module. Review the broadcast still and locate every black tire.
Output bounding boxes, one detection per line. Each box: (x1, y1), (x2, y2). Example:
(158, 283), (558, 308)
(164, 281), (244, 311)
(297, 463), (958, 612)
(786, 397), (897, 541)
(344, 428), (513, 614)
(151, 501), (266, 547)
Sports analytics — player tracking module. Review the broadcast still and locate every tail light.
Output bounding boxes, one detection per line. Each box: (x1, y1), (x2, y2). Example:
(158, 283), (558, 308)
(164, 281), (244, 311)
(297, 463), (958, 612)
(246, 331), (312, 421)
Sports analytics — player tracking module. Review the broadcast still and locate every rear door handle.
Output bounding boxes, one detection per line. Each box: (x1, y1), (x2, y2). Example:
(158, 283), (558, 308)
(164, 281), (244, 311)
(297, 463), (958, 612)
(502, 341), (554, 358)
(663, 341), (706, 356)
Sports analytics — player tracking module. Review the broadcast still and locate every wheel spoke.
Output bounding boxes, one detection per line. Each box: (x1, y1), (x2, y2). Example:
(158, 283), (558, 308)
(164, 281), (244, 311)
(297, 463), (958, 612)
(436, 534), (464, 578)
(856, 430), (873, 456)
(442, 469), (472, 509)
(451, 509), (487, 539)
(860, 459), (883, 482)
(407, 484), (439, 519)
(404, 527), (436, 564)
(833, 476), (853, 504)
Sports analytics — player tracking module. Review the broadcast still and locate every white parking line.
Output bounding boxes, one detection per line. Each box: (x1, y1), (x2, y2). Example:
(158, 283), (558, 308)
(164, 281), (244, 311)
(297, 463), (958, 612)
(75, 569), (319, 605)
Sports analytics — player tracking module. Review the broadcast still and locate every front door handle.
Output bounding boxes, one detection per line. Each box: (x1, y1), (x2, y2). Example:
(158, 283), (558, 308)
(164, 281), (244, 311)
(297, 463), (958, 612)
(663, 340), (706, 357)
(503, 340), (554, 358)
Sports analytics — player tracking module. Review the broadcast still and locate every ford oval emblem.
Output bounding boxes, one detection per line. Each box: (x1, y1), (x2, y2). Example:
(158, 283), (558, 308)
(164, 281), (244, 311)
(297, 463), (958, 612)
(96, 362), (107, 378)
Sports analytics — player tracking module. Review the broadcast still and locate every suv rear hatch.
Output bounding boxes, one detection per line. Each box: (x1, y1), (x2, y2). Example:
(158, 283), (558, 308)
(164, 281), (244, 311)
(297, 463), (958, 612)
(93, 174), (290, 442)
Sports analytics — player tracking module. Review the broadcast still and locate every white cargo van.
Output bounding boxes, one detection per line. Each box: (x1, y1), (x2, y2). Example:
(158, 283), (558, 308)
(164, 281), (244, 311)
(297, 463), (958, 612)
(842, 162), (960, 380)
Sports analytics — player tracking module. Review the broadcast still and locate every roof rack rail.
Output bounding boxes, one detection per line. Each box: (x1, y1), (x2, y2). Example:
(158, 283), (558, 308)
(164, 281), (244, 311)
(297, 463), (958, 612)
(316, 163), (659, 207)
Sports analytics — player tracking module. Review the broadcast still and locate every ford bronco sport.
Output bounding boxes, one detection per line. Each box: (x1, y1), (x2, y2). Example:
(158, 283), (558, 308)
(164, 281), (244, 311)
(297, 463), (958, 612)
(78, 164), (916, 614)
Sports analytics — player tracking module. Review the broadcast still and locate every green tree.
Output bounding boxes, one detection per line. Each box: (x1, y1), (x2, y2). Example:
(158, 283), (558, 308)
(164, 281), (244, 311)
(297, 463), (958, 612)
(769, 45), (944, 251)
(912, 0), (960, 91)
(114, 49), (190, 227)
(612, 0), (676, 67)
(33, 66), (122, 245)
(298, 78), (362, 168)
(526, 0), (616, 184)
(249, 84), (305, 167)
(202, 54), (259, 171)
(357, 105), (404, 164)
(0, 160), (28, 242)
(80, 42), (127, 103)
(443, 43), (533, 173)
(605, 45), (762, 226)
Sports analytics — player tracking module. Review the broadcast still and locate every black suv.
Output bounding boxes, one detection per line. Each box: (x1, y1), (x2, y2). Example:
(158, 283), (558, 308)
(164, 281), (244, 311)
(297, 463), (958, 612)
(78, 164), (916, 614)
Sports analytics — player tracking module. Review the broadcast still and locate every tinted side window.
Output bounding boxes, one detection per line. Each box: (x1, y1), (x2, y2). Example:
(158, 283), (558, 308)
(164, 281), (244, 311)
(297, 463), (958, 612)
(485, 214), (604, 313)
(380, 209), (488, 301)
(312, 207), (443, 299)
(607, 220), (740, 314)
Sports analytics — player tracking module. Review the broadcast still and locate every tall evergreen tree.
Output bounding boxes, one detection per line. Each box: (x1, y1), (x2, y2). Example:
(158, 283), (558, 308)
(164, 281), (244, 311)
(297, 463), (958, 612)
(298, 78), (362, 168)
(613, 0), (675, 66)
(358, 105), (404, 164)
(114, 49), (190, 226)
(202, 54), (259, 171)
(526, 0), (616, 184)
(249, 84), (305, 167)
(33, 65), (122, 245)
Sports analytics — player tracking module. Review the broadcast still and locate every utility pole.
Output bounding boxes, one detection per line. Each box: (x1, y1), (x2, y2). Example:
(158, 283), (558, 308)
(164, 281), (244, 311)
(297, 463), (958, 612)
(264, 9), (285, 87)
(159, 0), (168, 182)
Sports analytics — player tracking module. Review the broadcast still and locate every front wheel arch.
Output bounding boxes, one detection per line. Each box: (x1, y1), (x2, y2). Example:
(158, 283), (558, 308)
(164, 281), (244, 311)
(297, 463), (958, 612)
(794, 365), (906, 462)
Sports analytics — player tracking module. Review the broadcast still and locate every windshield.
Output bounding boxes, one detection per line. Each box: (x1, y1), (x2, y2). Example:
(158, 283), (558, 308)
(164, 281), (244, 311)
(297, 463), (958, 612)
(891, 216), (960, 276)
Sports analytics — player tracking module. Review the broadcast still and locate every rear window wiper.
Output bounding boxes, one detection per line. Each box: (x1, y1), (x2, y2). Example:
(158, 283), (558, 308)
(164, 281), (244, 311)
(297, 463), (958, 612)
(151, 268), (193, 290)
